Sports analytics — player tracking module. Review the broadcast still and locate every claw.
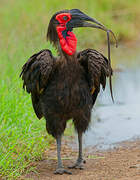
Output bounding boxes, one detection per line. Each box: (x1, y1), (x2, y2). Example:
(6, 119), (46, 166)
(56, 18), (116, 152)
(68, 163), (84, 170)
(54, 168), (72, 175)
(68, 159), (86, 170)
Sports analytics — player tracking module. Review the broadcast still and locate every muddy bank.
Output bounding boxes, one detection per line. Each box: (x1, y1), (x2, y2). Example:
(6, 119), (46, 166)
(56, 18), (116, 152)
(22, 139), (140, 180)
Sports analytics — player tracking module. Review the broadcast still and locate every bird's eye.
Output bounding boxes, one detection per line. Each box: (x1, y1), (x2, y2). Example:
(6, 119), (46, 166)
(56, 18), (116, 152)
(63, 16), (68, 21)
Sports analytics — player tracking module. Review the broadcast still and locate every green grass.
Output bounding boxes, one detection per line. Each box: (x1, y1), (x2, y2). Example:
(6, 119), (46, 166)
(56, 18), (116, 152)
(0, 0), (140, 178)
(0, 76), (54, 178)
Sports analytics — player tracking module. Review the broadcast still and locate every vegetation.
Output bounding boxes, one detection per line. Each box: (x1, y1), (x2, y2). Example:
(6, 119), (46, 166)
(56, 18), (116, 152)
(0, 0), (140, 178)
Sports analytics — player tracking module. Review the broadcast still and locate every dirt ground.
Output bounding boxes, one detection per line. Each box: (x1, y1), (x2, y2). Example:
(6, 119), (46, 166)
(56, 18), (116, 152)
(22, 139), (140, 180)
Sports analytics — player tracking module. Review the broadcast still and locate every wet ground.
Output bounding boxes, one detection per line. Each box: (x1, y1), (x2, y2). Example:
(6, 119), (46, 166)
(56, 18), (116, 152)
(84, 68), (140, 150)
(23, 140), (140, 180)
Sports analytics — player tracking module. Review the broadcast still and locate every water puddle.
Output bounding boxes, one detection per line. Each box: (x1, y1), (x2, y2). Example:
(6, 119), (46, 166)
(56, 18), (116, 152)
(84, 67), (140, 150)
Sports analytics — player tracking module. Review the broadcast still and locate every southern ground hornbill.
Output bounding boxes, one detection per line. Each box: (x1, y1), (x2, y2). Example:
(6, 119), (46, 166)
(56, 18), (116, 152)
(20, 9), (116, 174)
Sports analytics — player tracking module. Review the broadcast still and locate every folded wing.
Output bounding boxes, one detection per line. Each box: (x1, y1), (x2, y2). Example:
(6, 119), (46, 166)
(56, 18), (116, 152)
(20, 49), (55, 119)
(77, 49), (111, 105)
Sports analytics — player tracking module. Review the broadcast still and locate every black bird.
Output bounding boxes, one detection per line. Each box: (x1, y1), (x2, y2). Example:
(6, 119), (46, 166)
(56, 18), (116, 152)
(20, 9), (114, 174)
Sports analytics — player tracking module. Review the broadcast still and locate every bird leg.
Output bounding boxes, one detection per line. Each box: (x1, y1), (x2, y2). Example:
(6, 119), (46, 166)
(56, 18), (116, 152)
(54, 135), (72, 175)
(68, 132), (86, 169)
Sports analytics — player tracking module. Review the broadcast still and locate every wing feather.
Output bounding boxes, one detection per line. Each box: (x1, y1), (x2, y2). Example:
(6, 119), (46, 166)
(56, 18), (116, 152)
(77, 49), (111, 105)
(20, 49), (55, 119)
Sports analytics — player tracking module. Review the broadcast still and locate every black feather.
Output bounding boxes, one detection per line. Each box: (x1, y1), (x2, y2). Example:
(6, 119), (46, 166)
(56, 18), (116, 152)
(77, 49), (111, 105)
(20, 49), (55, 118)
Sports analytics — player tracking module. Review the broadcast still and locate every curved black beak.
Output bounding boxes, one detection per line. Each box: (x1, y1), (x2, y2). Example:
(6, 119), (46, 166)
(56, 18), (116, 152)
(67, 9), (117, 46)
(68, 9), (107, 30)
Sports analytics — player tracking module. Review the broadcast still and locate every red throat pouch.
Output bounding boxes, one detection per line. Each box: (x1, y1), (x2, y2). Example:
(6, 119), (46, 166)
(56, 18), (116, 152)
(56, 26), (77, 55)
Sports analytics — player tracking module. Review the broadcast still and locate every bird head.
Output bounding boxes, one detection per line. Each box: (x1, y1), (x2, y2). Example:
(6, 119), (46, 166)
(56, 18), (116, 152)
(47, 9), (113, 56)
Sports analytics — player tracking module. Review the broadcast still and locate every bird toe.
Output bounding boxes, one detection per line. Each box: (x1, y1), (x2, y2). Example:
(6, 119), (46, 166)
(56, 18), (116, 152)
(68, 160), (86, 170)
(54, 168), (72, 175)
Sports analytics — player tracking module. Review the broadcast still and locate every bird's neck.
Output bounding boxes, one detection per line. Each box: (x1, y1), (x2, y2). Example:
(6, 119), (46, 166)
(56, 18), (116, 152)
(56, 26), (77, 56)
(58, 50), (77, 64)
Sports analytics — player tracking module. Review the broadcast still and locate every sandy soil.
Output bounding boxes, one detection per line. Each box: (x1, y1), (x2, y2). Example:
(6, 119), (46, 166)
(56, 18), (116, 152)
(22, 139), (140, 180)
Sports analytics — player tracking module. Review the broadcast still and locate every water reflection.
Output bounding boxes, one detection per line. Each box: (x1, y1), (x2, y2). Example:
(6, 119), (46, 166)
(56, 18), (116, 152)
(84, 68), (140, 150)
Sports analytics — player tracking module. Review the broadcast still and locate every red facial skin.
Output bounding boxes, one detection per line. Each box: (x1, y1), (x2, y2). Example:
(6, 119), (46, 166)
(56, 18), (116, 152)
(56, 13), (77, 56)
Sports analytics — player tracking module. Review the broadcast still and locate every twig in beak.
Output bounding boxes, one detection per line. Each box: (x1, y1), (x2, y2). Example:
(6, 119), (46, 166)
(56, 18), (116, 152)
(107, 30), (118, 103)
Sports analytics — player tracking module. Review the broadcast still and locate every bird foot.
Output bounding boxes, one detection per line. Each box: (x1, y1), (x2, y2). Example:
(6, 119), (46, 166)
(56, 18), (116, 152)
(68, 159), (86, 170)
(54, 167), (72, 175)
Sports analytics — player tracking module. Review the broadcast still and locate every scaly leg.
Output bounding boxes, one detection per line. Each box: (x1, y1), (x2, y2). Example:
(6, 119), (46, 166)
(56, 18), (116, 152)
(54, 135), (72, 174)
(68, 132), (86, 169)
